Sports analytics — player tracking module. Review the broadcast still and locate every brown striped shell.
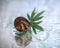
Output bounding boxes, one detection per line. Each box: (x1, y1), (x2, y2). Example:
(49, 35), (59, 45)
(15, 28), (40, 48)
(14, 17), (31, 31)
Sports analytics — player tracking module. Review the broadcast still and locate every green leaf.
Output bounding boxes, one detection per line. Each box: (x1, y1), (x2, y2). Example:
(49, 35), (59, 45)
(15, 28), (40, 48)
(33, 21), (42, 24)
(32, 10), (44, 20)
(32, 24), (44, 31)
(28, 30), (32, 34)
(32, 27), (37, 34)
(21, 32), (26, 35)
(31, 8), (36, 20)
(13, 30), (21, 33)
(15, 30), (27, 36)
(33, 16), (43, 21)
(36, 10), (44, 17)
(27, 13), (31, 21)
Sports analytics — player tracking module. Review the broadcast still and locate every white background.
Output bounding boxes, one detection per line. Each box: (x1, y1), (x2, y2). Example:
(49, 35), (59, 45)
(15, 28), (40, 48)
(0, 0), (60, 48)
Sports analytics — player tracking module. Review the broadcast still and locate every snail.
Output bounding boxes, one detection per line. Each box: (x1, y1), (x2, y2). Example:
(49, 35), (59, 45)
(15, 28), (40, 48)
(14, 17), (31, 31)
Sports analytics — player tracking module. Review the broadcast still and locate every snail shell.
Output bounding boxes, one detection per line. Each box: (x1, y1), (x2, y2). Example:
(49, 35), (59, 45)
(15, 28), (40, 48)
(14, 17), (31, 31)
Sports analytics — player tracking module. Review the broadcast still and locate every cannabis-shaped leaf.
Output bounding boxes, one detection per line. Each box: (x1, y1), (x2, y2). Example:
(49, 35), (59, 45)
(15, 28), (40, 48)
(14, 8), (44, 36)
(27, 8), (44, 34)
